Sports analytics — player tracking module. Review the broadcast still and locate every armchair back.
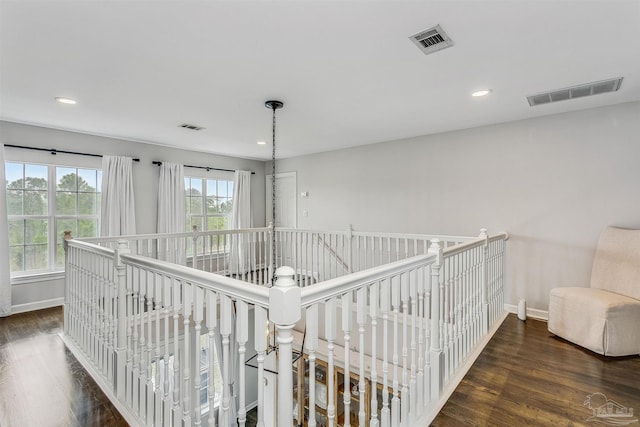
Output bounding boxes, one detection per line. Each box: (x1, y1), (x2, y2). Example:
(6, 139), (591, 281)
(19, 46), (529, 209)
(590, 226), (640, 300)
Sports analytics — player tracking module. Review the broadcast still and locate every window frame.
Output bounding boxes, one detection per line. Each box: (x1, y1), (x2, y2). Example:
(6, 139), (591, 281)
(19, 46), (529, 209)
(5, 161), (102, 278)
(185, 173), (234, 234)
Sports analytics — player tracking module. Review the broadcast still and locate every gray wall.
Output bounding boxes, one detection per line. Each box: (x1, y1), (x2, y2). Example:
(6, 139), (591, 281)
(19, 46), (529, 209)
(4, 101), (640, 313)
(275, 101), (640, 312)
(2, 121), (266, 309)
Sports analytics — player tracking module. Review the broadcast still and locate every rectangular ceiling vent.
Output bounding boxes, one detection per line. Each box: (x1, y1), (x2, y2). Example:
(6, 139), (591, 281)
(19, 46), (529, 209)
(179, 123), (205, 131)
(410, 24), (454, 56)
(527, 77), (623, 107)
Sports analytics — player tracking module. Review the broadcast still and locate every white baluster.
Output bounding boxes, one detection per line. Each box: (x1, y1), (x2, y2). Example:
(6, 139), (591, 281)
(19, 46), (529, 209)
(476, 245), (482, 345)
(153, 274), (163, 425)
(456, 253), (463, 368)
(479, 229), (489, 334)
(342, 291), (352, 427)
(444, 257), (451, 380)
(206, 290), (218, 427)
(429, 239), (443, 402)
(307, 305), (318, 427)
(401, 272), (409, 424)
(220, 295), (232, 426)
(357, 288), (366, 426)
(369, 280), (379, 427)
(325, 298), (337, 427)
(172, 280), (182, 427)
(252, 232), (258, 284)
(254, 306), (266, 427)
(424, 262), (432, 405)
(126, 266), (135, 406)
(145, 272), (154, 425)
(182, 283), (192, 426)
(380, 278), (390, 427)
(391, 275), (400, 427)
(410, 268), (418, 422)
(106, 256), (115, 386)
(236, 300), (248, 427)
(89, 253), (96, 365)
(163, 276), (172, 425)
(132, 267), (141, 413)
(464, 250), (471, 357)
(417, 266), (425, 410)
(98, 255), (106, 376)
(139, 269), (149, 421)
(193, 286), (204, 426)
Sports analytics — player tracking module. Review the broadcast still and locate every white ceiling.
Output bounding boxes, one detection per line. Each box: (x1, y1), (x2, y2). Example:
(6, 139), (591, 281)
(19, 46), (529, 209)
(1, 1), (639, 161)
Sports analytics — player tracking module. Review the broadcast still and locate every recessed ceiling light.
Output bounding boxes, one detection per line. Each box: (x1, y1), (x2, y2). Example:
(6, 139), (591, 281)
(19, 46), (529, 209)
(55, 97), (77, 105)
(257, 141), (267, 145)
(471, 89), (491, 97)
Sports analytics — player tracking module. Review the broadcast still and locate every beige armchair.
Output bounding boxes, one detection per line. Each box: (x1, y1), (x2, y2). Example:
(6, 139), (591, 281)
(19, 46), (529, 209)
(548, 226), (640, 356)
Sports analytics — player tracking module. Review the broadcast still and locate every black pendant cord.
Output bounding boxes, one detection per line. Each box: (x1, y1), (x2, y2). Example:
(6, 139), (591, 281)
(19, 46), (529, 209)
(271, 105), (277, 284)
(265, 100), (283, 285)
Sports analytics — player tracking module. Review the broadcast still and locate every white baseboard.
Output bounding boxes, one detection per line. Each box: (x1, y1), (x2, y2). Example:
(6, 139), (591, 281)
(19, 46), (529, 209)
(11, 297), (64, 314)
(504, 303), (548, 321)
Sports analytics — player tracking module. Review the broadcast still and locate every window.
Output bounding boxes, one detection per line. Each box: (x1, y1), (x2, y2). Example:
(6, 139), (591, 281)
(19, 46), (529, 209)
(185, 177), (234, 232)
(5, 162), (102, 276)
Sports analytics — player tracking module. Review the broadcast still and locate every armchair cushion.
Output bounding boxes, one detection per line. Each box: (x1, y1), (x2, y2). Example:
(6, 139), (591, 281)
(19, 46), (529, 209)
(549, 287), (640, 356)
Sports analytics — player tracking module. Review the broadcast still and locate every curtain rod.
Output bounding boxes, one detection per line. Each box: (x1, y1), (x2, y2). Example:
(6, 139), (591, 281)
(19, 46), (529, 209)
(152, 161), (255, 175)
(3, 144), (140, 162)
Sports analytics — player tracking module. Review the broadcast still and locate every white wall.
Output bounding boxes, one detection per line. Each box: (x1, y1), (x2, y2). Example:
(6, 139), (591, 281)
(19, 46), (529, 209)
(1, 121), (266, 309)
(275, 101), (640, 312)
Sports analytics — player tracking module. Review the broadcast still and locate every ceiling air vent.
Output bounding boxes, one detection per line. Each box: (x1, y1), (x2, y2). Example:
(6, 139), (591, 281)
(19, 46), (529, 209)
(410, 24), (454, 56)
(527, 77), (623, 107)
(179, 123), (205, 131)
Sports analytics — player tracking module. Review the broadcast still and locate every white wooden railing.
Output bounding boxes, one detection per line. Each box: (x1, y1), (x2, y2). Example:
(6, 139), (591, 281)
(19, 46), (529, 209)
(80, 225), (470, 287)
(62, 227), (507, 427)
(81, 227), (272, 285)
(274, 226), (471, 284)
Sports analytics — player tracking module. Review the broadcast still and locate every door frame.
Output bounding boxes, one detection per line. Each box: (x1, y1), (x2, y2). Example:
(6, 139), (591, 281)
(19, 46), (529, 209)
(265, 171), (297, 228)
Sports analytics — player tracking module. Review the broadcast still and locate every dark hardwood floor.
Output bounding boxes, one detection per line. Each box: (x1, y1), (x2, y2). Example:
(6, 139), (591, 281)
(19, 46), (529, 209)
(432, 314), (640, 427)
(2, 309), (638, 427)
(0, 306), (127, 427)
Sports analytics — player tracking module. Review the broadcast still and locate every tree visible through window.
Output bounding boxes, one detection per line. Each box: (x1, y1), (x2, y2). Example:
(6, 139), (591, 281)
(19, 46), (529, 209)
(5, 162), (101, 275)
(185, 177), (233, 232)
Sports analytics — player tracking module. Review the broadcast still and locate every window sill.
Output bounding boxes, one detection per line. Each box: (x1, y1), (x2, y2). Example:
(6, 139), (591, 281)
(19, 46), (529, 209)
(11, 271), (65, 286)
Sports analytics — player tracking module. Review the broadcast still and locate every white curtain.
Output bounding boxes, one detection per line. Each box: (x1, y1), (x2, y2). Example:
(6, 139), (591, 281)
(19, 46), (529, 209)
(0, 147), (11, 316)
(228, 170), (252, 275)
(157, 162), (185, 263)
(100, 155), (136, 237)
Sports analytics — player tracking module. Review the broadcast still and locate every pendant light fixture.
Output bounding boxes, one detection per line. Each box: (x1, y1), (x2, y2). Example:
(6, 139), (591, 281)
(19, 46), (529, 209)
(265, 100), (283, 285)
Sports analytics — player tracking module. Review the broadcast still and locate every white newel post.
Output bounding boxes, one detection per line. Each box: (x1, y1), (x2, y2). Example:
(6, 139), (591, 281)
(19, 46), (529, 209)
(115, 240), (130, 401)
(428, 239), (443, 402)
(63, 230), (73, 335)
(268, 266), (301, 427)
(479, 228), (489, 335)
